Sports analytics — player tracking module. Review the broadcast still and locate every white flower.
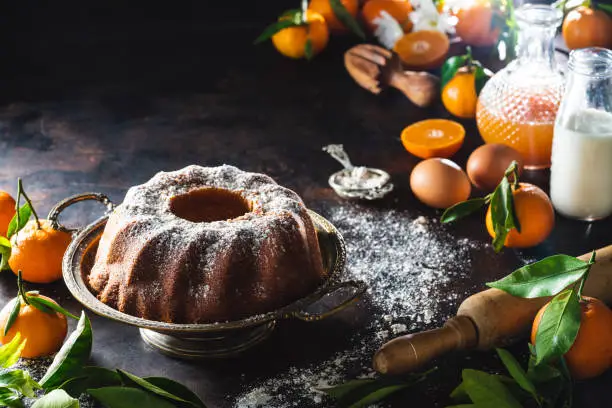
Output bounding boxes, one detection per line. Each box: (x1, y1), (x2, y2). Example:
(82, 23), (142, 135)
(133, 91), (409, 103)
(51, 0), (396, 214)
(373, 10), (405, 49)
(409, 0), (456, 34)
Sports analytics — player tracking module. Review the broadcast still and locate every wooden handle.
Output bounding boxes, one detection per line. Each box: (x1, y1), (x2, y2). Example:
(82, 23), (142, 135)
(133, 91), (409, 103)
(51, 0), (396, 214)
(388, 71), (439, 108)
(374, 316), (477, 375)
(374, 245), (612, 375)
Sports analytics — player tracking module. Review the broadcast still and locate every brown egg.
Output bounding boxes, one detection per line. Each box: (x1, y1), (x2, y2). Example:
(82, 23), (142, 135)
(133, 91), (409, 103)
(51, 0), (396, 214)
(410, 158), (471, 209)
(467, 144), (524, 191)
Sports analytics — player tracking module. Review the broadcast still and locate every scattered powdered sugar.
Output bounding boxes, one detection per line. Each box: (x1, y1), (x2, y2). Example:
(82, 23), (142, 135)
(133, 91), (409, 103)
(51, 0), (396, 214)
(234, 204), (481, 407)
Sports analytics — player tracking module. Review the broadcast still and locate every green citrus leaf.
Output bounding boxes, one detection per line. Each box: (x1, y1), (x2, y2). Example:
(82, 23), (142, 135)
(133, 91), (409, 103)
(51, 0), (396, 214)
(280, 9), (302, 18)
(7, 203), (32, 240)
(143, 377), (206, 408)
(56, 367), (121, 398)
(597, 3), (612, 14)
(254, 19), (303, 44)
(40, 312), (92, 390)
(496, 348), (539, 403)
(26, 296), (79, 320)
(500, 177), (520, 232)
(474, 66), (489, 95)
(0, 386), (24, 408)
(489, 186), (508, 252)
(318, 369), (434, 407)
(0, 243), (11, 271)
(441, 198), (487, 224)
(0, 369), (41, 398)
(487, 255), (589, 298)
(461, 369), (522, 408)
(32, 389), (79, 408)
(0, 333), (26, 369)
(3, 298), (20, 337)
(88, 387), (176, 408)
(304, 38), (314, 60)
(441, 55), (468, 90)
(329, 0), (365, 39)
(345, 384), (411, 408)
(535, 289), (581, 365)
(117, 370), (198, 407)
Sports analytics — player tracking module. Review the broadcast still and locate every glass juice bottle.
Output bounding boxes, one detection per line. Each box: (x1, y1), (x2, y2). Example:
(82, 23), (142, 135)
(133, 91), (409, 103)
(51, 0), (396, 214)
(476, 4), (564, 169)
(550, 48), (612, 221)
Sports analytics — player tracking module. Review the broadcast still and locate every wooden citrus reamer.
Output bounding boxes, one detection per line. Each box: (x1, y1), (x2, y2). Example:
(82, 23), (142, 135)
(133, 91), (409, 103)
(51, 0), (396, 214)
(373, 245), (612, 375)
(344, 44), (439, 108)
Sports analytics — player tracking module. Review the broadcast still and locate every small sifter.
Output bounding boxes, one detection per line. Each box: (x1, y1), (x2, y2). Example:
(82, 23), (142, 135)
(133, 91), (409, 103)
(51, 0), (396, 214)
(323, 144), (393, 200)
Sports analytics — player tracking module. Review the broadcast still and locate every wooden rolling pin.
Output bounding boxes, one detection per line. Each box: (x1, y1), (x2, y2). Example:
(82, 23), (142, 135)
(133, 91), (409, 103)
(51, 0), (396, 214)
(344, 44), (439, 108)
(374, 245), (612, 375)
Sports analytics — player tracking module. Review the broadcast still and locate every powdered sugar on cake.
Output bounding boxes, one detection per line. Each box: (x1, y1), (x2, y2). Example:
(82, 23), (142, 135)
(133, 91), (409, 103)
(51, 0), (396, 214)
(88, 165), (327, 324)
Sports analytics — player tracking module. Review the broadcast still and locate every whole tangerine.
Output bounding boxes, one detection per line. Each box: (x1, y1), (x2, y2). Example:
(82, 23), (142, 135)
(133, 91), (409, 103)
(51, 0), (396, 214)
(271, 11), (330, 60)
(532, 296), (612, 380)
(0, 294), (68, 358)
(485, 183), (554, 248)
(9, 219), (72, 283)
(442, 68), (478, 118)
(361, 0), (413, 33)
(0, 191), (16, 237)
(562, 6), (612, 50)
(454, 0), (501, 47)
(309, 0), (360, 33)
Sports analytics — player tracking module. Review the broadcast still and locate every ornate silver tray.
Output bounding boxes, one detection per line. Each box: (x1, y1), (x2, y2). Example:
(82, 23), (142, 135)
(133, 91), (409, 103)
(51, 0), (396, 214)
(51, 193), (365, 359)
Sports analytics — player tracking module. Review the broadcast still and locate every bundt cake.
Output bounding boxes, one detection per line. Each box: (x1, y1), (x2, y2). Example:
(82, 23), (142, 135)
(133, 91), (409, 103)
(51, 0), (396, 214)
(88, 165), (326, 324)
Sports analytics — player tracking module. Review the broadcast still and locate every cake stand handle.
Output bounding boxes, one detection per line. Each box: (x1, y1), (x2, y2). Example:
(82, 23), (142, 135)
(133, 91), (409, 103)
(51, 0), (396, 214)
(48, 192), (115, 233)
(290, 280), (367, 322)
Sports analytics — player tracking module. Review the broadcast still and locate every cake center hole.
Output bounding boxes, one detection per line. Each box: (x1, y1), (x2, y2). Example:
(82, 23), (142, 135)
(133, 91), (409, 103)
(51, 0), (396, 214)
(170, 188), (251, 222)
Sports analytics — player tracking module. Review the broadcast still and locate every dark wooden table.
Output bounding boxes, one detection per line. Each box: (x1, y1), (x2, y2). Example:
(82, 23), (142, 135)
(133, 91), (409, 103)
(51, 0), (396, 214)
(0, 2), (611, 407)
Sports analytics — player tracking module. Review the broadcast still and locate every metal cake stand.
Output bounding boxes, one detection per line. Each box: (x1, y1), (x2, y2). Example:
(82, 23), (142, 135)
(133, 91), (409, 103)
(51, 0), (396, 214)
(51, 193), (365, 359)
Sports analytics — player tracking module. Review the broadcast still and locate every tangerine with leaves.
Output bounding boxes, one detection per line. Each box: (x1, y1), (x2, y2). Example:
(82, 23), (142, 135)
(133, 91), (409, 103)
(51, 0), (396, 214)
(0, 272), (76, 358)
(9, 219), (72, 284)
(361, 0), (413, 33)
(485, 183), (554, 249)
(309, 0), (360, 33)
(0, 192), (16, 237)
(255, 10), (329, 60)
(562, 6), (612, 51)
(4, 178), (72, 283)
(442, 161), (553, 251)
(532, 296), (612, 380)
(441, 47), (490, 119)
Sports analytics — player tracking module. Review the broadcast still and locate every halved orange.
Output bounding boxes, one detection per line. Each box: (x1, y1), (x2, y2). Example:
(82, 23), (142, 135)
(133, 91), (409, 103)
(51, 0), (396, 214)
(393, 30), (450, 70)
(401, 119), (465, 159)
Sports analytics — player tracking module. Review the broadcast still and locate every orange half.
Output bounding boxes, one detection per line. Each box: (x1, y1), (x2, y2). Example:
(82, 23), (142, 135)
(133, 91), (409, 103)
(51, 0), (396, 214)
(401, 119), (465, 159)
(393, 30), (450, 70)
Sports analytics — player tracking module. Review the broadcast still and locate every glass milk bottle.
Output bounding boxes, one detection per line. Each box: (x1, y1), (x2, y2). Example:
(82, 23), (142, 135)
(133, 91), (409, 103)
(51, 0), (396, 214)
(550, 48), (612, 221)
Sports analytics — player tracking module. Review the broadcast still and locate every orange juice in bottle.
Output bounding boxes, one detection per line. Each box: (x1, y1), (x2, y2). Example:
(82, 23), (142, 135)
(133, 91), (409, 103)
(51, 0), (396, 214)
(476, 4), (564, 169)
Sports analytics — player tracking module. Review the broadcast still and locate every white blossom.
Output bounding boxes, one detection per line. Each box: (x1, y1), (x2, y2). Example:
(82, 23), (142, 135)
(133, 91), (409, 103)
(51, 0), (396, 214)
(409, 0), (456, 34)
(373, 11), (405, 49)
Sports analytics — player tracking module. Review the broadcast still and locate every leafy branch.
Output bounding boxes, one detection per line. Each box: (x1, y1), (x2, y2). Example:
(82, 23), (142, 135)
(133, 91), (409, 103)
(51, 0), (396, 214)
(488, 251), (597, 367)
(441, 161), (521, 252)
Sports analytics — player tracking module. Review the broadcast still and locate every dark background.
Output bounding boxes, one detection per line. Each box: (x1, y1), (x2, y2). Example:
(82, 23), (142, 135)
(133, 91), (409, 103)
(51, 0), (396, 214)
(0, 1), (611, 407)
